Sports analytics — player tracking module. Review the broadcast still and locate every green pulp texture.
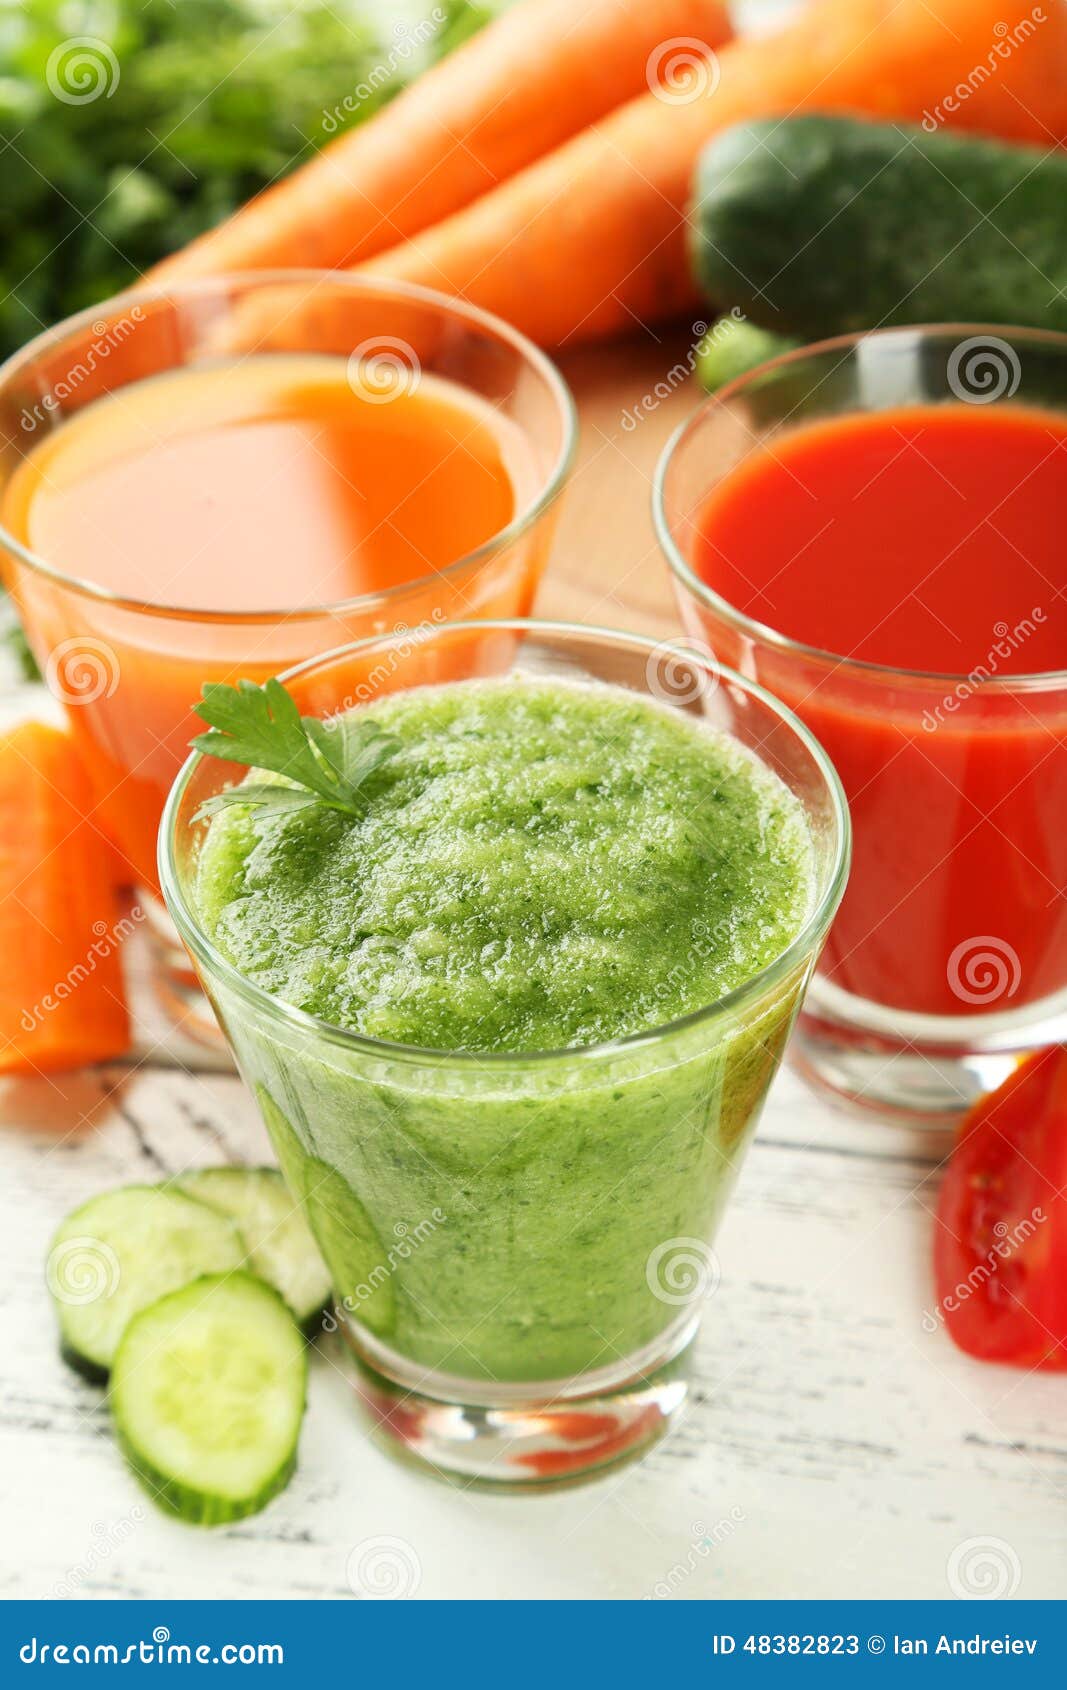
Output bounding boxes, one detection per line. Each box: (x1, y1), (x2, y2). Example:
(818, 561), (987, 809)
(196, 678), (813, 1053)
(194, 677), (817, 1382)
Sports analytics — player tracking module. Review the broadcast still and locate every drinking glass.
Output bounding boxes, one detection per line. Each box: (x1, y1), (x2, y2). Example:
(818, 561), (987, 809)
(0, 274), (575, 1016)
(656, 325), (1067, 1124)
(160, 619), (848, 1486)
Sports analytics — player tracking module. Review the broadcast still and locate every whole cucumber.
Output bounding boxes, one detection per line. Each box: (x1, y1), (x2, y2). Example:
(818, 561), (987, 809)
(696, 315), (801, 393)
(690, 116), (1067, 340)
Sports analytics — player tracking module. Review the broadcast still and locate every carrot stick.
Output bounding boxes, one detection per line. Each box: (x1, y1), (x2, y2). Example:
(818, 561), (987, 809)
(149, 0), (732, 284)
(359, 0), (1067, 345)
(0, 721), (130, 1074)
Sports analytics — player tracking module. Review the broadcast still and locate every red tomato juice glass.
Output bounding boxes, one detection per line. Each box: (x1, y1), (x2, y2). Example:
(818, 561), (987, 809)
(655, 326), (1067, 1125)
(0, 274), (576, 1024)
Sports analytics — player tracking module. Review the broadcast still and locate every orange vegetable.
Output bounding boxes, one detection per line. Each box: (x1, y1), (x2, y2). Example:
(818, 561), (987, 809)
(149, 0), (732, 284)
(360, 0), (1067, 345)
(0, 720), (130, 1074)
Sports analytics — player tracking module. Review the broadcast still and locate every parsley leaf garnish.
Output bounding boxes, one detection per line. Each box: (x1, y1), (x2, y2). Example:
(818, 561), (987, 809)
(190, 677), (399, 824)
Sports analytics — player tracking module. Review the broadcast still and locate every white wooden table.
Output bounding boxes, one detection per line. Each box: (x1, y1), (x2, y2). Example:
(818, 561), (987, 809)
(2, 339), (1065, 1602)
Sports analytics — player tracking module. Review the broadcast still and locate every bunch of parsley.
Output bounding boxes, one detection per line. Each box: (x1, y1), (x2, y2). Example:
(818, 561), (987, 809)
(0, 0), (486, 359)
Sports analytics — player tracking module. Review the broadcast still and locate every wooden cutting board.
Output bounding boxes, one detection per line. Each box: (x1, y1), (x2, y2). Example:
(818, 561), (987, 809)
(537, 330), (699, 638)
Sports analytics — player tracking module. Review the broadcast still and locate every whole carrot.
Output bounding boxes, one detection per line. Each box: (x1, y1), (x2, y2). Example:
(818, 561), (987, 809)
(149, 0), (732, 284)
(360, 0), (1067, 345)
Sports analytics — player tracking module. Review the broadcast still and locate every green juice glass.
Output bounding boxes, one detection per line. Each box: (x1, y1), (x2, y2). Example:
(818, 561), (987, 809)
(160, 620), (849, 1486)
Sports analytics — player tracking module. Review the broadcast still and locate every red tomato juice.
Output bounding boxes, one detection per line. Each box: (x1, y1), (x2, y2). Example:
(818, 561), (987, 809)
(689, 403), (1067, 1018)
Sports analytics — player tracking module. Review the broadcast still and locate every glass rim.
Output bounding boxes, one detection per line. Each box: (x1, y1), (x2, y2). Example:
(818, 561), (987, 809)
(158, 617), (851, 1071)
(654, 321), (1067, 693)
(0, 270), (578, 624)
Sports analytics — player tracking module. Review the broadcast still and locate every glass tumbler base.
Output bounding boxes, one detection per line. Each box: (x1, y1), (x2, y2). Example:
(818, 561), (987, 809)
(793, 977), (1067, 1129)
(340, 1311), (697, 1490)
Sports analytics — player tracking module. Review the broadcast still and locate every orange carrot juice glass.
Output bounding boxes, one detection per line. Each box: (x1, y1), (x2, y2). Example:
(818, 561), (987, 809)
(656, 326), (1067, 1126)
(0, 274), (575, 989)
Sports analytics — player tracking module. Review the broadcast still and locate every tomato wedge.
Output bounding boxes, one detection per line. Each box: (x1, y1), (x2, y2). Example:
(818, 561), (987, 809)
(935, 1047), (1067, 1370)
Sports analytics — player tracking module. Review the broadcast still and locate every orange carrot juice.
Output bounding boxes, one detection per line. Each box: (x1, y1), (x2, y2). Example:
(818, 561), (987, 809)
(1, 354), (554, 889)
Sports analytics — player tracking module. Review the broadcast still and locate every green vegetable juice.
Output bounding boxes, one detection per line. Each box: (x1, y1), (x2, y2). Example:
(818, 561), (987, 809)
(195, 678), (816, 1381)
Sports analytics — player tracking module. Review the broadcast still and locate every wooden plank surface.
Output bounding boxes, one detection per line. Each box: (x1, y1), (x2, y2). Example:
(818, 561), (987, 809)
(4, 1063), (1066, 1601)
(2, 340), (1065, 1602)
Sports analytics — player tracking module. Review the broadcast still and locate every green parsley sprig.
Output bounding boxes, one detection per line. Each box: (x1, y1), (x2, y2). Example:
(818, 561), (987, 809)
(191, 677), (399, 824)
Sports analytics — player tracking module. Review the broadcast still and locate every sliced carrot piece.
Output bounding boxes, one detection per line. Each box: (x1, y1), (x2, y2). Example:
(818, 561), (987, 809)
(0, 720), (130, 1073)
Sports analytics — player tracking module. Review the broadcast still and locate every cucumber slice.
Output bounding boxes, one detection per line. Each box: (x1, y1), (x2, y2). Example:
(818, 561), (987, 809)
(112, 1272), (307, 1526)
(46, 1186), (246, 1379)
(175, 1167), (330, 1328)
